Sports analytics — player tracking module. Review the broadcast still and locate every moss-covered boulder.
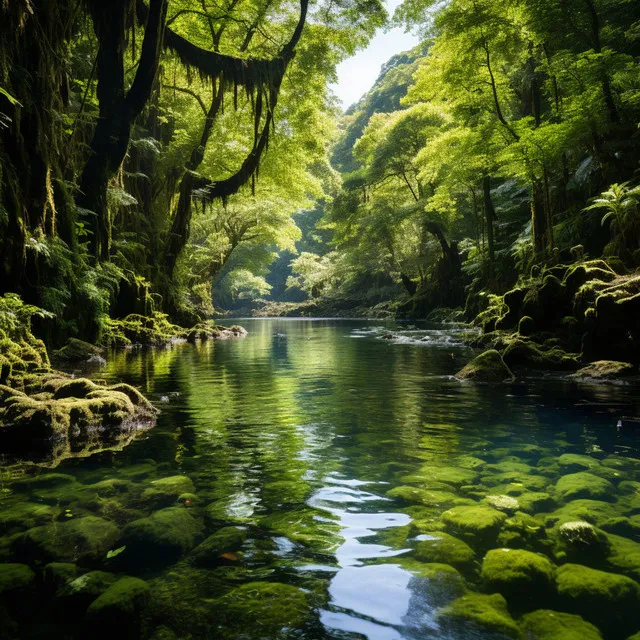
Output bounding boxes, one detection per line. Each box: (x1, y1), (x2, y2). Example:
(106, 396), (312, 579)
(86, 577), (150, 639)
(53, 338), (103, 362)
(0, 501), (57, 534)
(518, 315), (536, 337)
(481, 548), (555, 602)
(214, 582), (309, 636)
(0, 563), (35, 595)
(414, 531), (477, 572)
(423, 465), (479, 488)
(386, 486), (463, 509)
(456, 350), (514, 383)
(140, 475), (195, 509)
(438, 592), (520, 638)
(189, 526), (248, 568)
(496, 513), (549, 551)
(520, 609), (603, 640)
(517, 492), (556, 513)
(502, 338), (579, 371)
(441, 505), (507, 548)
(56, 570), (117, 611)
(555, 472), (616, 502)
(544, 499), (619, 527)
(393, 560), (466, 606)
(122, 507), (203, 565)
(553, 521), (611, 565)
(556, 563), (640, 635)
(13, 516), (119, 565)
(571, 360), (635, 380)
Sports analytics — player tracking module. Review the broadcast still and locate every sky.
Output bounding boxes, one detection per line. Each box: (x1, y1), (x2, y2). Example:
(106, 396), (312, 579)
(332, 0), (420, 110)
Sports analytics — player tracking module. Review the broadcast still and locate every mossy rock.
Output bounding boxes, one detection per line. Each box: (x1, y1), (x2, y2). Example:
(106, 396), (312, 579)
(214, 582), (309, 636)
(497, 513), (549, 551)
(86, 577), (150, 639)
(43, 562), (78, 591)
(391, 560), (467, 606)
(571, 360), (635, 380)
(0, 501), (57, 534)
(481, 548), (555, 602)
(520, 609), (603, 640)
(13, 516), (119, 565)
(122, 507), (203, 565)
(413, 531), (477, 572)
(502, 338), (579, 371)
(483, 495), (520, 514)
(190, 526), (248, 568)
(441, 505), (507, 548)
(0, 563), (35, 594)
(438, 592), (520, 638)
(605, 533), (640, 582)
(423, 466), (479, 488)
(517, 492), (556, 514)
(456, 350), (514, 383)
(555, 472), (616, 502)
(141, 476), (195, 509)
(518, 316), (536, 337)
(53, 378), (98, 399)
(545, 499), (619, 527)
(386, 486), (463, 509)
(556, 563), (640, 635)
(54, 338), (103, 362)
(553, 521), (611, 565)
(57, 570), (117, 609)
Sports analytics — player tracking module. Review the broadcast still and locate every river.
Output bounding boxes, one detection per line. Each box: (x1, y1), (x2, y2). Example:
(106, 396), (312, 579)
(1, 319), (640, 639)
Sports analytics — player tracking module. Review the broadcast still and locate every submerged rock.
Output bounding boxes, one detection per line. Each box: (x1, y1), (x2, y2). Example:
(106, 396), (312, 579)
(86, 576), (150, 639)
(556, 563), (640, 636)
(13, 516), (120, 565)
(441, 505), (507, 548)
(0, 563), (35, 595)
(455, 350), (514, 383)
(122, 507), (203, 565)
(53, 338), (103, 362)
(214, 582), (309, 635)
(520, 609), (603, 640)
(438, 592), (520, 638)
(414, 531), (477, 572)
(481, 548), (555, 602)
(555, 472), (616, 502)
(189, 526), (248, 568)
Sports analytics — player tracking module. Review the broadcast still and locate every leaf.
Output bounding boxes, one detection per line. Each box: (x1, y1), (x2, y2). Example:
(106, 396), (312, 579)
(106, 545), (127, 559)
(0, 86), (22, 107)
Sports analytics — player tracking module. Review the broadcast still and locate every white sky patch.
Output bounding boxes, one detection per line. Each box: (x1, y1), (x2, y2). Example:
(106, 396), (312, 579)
(332, 0), (420, 111)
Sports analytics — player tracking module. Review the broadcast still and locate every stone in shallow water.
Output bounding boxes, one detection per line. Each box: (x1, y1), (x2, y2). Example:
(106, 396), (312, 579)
(141, 475), (195, 509)
(121, 507), (203, 566)
(420, 465), (479, 488)
(13, 516), (119, 565)
(413, 531), (477, 573)
(545, 499), (619, 527)
(441, 505), (507, 548)
(86, 576), (150, 640)
(520, 609), (603, 640)
(189, 526), (248, 568)
(438, 592), (520, 638)
(214, 582), (309, 636)
(481, 548), (555, 601)
(556, 563), (640, 636)
(0, 563), (35, 595)
(555, 472), (616, 502)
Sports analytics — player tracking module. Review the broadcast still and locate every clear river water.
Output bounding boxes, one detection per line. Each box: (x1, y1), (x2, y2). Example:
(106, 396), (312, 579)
(1, 319), (640, 640)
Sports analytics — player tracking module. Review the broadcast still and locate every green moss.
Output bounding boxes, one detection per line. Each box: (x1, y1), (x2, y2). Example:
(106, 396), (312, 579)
(438, 592), (520, 638)
(43, 562), (78, 590)
(421, 466), (479, 488)
(190, 526), (248, 568)
(141, 476), (195, 509)
(414, 531), (477, 572)
(518, 315), (536, 336)
(0, 563), (35, 594)
(57, 570), (116, 605)
(481, 548), (555, 601)
(122, 507), (203, 565)
(556, 563), (640, 635)
(484, 495), (520, 513)
(0, 501), (57, 534)
(502, 338), (579, 371)
(571, 360), (635, 380)
(545, 499), (619, 527)
(214, 582), (309, 635)
(53, 338), (103, 362)
(520, 609), (603, 640)
(517, 492), (556, 513)
(53, 378), (98, 399)
(555, 472), (616, 502)
(455, 350), (514, 382)
(86, 577), (150, 637)
(13, 516), (120, 565)
(496, 513), (549, 551)
(441, 505), (507, 547)
(263, 480), (311, 506)
(386, 486), (463, 508)
(605, 533), (640, 582)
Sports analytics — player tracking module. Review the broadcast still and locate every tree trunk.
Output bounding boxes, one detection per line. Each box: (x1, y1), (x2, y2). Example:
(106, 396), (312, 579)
(482, 176), (496, 271)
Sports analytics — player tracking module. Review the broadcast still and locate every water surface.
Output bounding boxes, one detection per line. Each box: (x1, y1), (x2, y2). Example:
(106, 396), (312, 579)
(2, 319), (640, 639)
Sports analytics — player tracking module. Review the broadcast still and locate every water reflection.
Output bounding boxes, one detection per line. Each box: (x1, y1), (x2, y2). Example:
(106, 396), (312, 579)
(2, 319), (640, 640)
